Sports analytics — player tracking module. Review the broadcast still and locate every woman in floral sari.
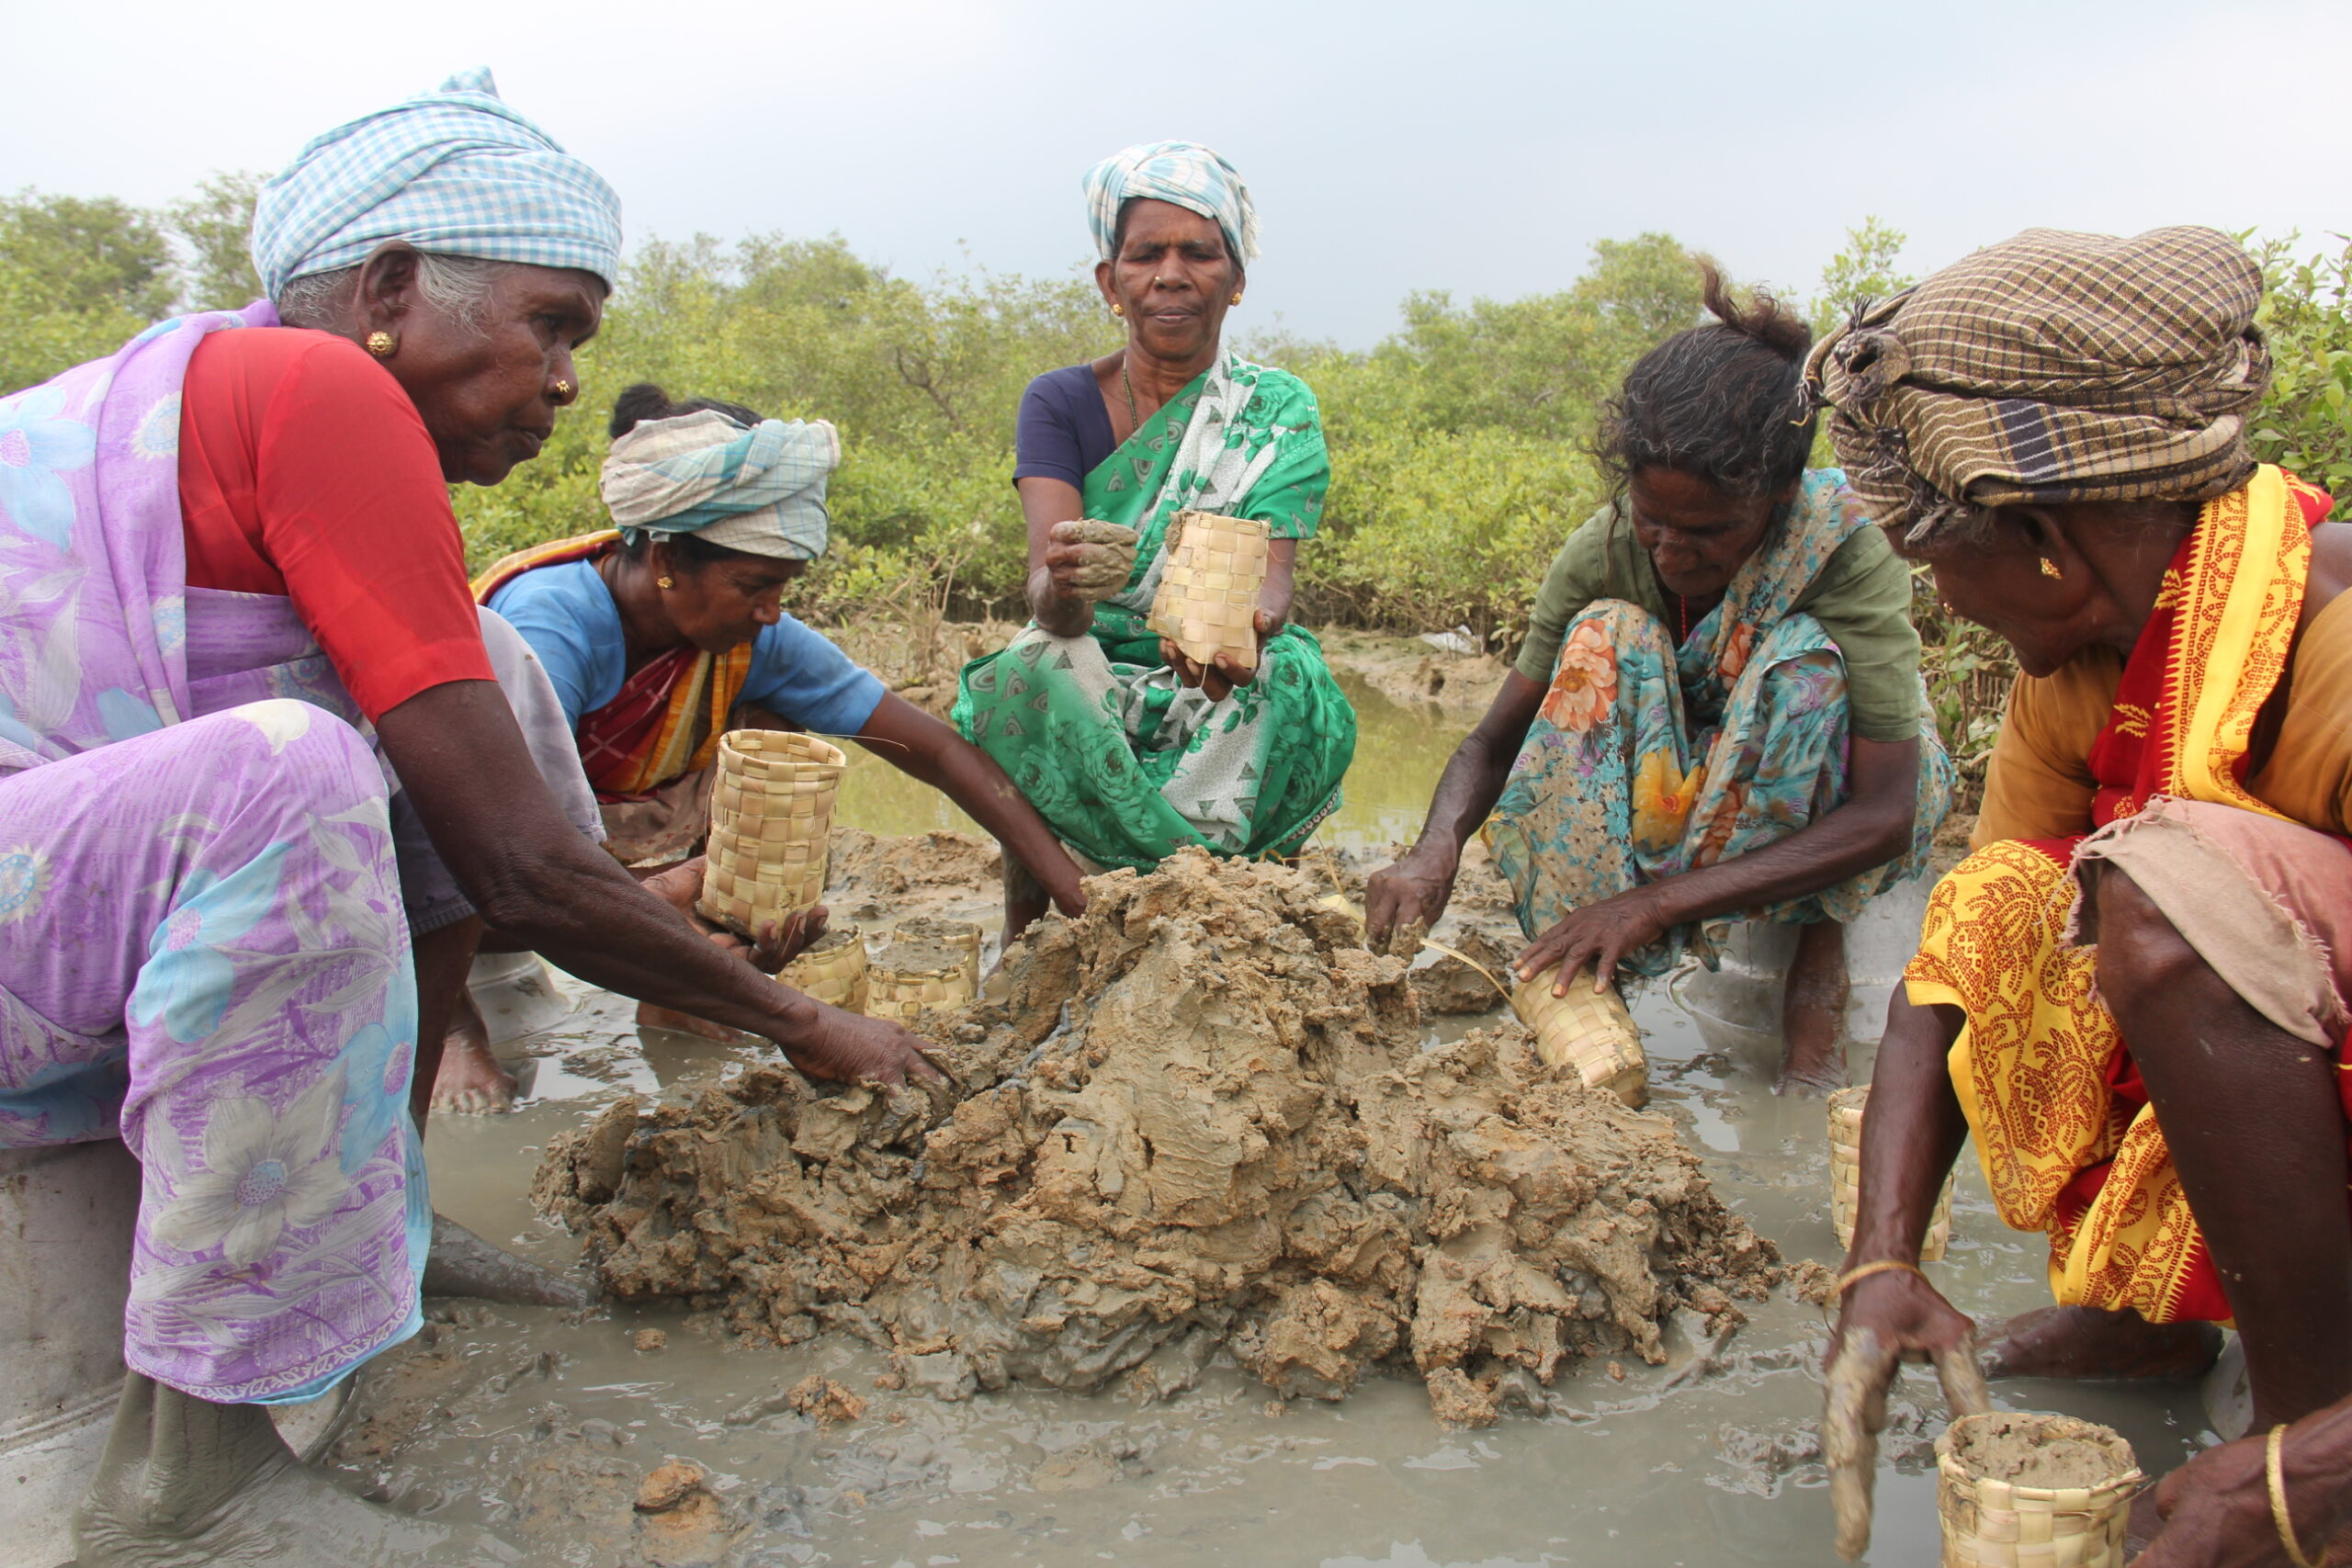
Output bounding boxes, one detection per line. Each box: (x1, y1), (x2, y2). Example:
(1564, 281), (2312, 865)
(1817, 227), (2352, 1565)
(955, 141), (1355, 931)
(1367, 269), (1951, 1093)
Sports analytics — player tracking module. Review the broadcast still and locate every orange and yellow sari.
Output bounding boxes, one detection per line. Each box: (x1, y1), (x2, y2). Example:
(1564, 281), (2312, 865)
(1907, 466), (2338, 1322)
(471, 531), (752, 799)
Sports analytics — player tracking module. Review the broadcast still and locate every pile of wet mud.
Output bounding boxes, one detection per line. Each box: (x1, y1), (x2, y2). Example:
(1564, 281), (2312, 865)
(534, 850), (1779, 1426)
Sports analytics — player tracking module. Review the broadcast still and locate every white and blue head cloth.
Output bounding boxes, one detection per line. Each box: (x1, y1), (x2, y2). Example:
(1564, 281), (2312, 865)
(601, 411), (842, 561)
(1083, 141), (1260, 265)
(251, 68), (624, 299)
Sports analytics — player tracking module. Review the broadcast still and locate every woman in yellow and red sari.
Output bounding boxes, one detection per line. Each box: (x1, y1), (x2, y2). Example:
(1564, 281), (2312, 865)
(446, 384), (1084, 1099)
(1817, 226), (2352, 1564)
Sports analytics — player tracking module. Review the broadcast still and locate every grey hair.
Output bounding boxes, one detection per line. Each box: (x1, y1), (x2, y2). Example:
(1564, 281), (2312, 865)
(273, 253), (507, 333)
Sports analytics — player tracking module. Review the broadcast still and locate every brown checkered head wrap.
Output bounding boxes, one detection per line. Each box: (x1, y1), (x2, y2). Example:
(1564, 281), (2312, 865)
(1805, 226), (2269, 547)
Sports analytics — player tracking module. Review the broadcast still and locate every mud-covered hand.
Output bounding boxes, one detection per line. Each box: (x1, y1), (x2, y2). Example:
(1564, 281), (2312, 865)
(1162, 609), (1283, 703)
(1045, 520), (1140, 604)
(1824, 1270), (1984, 1561)
(1365, 843), (1462, 953)
(638, 855), (827, 974)
(1515, 885), (1676, 993)
(775, 1002), (946, 1089)
(2132, 1419), (2348, 1567)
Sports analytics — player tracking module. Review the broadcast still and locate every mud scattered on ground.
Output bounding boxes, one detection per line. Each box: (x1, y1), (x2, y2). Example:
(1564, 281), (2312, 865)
(821, 826), (1001, 931)
(534, 850), (1779, 1427)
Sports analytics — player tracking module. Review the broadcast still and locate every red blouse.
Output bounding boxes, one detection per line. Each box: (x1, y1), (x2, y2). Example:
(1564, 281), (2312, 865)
(177, 328), (492, 721)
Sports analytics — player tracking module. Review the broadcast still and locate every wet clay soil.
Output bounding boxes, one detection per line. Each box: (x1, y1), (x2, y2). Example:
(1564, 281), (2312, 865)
(1948, 1414), (2136, 1491)
(348, 665), (2219, 1567)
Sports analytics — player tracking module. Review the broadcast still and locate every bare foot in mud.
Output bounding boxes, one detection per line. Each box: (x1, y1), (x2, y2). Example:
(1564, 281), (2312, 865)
(430, 993), (516, 1114)
(1981, 1304), (2223, 1382)
(1773, 919), (1849, 1097)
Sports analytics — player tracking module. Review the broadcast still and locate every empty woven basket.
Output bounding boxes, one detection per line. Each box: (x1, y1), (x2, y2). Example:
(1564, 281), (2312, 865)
(780, 924), (868, 1012)
(1510, 966), (1647, 1107)
(867, 941), (976, 1026)
(1147, 510), (1271, 672)
(696, 729), (846, 939)
(1936, 1412), (2140, 1568)
(1831, 1084), (1952, 1260)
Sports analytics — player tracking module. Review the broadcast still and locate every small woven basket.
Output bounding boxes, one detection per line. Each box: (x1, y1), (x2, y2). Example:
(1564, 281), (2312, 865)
(1936, 1413), (2141, 1568)
(780, 924), (868, 1012)
(1147, 510), (1271, 672)
(1510, 967), (1647, 1107)
(1831, 1084), (1952, 1260)
(889, 917), (983, 978)
(696, 730), (845, 939)
(866, 941), (977, 1026)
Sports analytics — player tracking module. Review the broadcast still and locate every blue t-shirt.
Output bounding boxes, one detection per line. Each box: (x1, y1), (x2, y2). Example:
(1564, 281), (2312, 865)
(1012, 363), (1116, 489)
(487, 559), (886, 738)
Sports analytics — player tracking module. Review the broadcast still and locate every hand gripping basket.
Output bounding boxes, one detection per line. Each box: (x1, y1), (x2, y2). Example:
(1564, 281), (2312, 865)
(779, 924), (868, 1012)
(866, 941), (977, 1026)
(1936, 1413), (2140, 1568)
(889, 917), (983, 978)
(1831, 1084), (1952, 1260)
(695, 730), (846, 939)
(1147, 510), (1271, 673)
(1510, 965), (1647, 1107)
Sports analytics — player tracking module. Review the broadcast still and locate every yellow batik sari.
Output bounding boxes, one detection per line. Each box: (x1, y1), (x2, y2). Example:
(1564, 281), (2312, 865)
(1906, 466), (2323, 1322)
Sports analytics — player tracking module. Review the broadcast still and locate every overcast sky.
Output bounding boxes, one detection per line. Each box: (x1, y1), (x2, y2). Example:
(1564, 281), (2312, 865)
(6, 0), (2346, 347)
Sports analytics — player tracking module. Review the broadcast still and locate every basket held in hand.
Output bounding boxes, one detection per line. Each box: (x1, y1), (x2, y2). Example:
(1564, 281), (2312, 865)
(1147, 510), (1270, 673)
(780, 924), (868, 1012)
(1510, 965), (1647, 1107)
(1935, 1412), (2140, 1568)
(697, 729), (846, 939)
(1831, 1084), (1953, 1260)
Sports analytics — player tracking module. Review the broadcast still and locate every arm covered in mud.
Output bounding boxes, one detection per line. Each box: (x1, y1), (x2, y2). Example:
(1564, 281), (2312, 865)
(1364, 670), (1546, 952)
(1823, 987), (1980, 1559)
(854, 694), (1088, 918)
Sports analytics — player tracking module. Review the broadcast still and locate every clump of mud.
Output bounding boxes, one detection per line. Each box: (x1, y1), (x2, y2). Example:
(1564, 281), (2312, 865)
(1948, 1414), (2135, 1490)
(534, 850), (1779, 1426)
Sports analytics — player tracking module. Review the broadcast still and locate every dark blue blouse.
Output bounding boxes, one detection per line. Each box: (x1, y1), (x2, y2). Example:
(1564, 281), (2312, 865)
(1012, 362), (1117, 490)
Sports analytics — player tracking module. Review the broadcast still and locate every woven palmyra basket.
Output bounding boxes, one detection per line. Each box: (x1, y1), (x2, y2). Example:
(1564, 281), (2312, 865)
(1936, 1413), (2141, 1568)
(696, 729), (846, 939)
(866, 942), (976, 1026)
(1510, 966), (1647, 1107)
(1831, 1084), (1952, 1260)
(1147, 510), (1271, 672)
(889, 917), (983, 978)
(780, 924), (868, 1012)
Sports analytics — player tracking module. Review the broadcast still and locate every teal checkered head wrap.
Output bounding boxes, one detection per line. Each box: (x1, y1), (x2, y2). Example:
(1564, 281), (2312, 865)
(251, 68), (623, 299)
(1084, 141), (1259, 265)
(601, 411), (842, 561)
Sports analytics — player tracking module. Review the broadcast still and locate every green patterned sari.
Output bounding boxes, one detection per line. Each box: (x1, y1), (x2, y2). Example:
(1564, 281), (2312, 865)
(954, 353), (1356, 870)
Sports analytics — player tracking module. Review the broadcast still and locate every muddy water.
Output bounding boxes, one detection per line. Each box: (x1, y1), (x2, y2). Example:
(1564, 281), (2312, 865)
(386, 677), (2215, 1568)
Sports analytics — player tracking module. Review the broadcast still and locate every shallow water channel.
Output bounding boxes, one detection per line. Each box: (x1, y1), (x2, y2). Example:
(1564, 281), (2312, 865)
(392, 673), (2216, 1567)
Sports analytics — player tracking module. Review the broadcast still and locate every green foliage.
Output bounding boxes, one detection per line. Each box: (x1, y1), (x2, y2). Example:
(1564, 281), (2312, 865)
(2246, 232), (2352, 511)
(1812, 217), (1914, 338)
(0, 190), (175, 320)
(169, 171), (268, 313)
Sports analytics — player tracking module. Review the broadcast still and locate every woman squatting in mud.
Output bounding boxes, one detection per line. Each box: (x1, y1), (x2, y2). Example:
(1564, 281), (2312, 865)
(956, 141), (1357, 931)
(1817, 226), (2352, 1564)
(0, 70), (940, 1565)
(447, 383), (1087, 1099)
(1366, 269), (1951, 1097)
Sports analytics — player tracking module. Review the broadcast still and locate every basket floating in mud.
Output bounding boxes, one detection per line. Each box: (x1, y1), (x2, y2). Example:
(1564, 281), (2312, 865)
(866, 940), (977, 1025)
(1510, 966), (1646, 1107)
(1936, 1412), (2141, 1568)
(696, 730), (845, 940)
(889, 916), (983, 977)
(1147, 510), (1270, 673)
(1830, 1084), (1951, 1260)
(780, 924), (868, 1012)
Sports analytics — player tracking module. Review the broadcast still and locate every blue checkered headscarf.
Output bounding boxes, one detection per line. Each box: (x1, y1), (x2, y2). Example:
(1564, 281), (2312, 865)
(601, 411), (841, 561)
(1084, 141), (1259, 265)
(251, 68), (623, 299)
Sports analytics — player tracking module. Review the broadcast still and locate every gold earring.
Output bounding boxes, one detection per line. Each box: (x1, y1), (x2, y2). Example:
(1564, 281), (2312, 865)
(365, 331), (395, 358)
(2040, 557), (2063, 579)
(1111, 302), (1125, 317)
(1230, 292), (1243, 307)
(657, 575), (674, 589)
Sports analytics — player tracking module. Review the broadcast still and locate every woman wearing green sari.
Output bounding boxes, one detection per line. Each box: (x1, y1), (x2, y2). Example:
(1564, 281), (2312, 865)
(956, 141), (1357, 931)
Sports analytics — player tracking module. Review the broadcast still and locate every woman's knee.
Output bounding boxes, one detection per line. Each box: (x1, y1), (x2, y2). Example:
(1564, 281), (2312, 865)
(2090, 863), (2213, 1012)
